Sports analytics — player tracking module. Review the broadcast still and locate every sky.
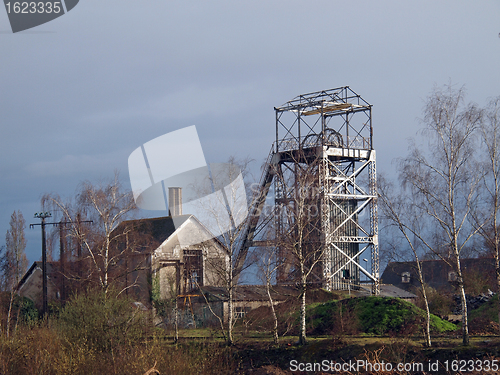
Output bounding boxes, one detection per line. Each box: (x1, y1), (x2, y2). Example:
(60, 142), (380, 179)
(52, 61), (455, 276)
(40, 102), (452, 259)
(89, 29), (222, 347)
(0, 1), (499, 267)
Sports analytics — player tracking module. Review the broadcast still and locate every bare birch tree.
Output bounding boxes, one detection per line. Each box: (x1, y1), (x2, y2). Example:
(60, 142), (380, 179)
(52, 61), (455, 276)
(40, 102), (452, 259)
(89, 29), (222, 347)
(477, 96), (500, 331)
(190, 157), (253, 346)
(378, 175), (432, 347)
(44, 173), (138, 295)
(398, 84), (482, 345)
(274, 150), (326, 346)
(254, 244), (280, 345)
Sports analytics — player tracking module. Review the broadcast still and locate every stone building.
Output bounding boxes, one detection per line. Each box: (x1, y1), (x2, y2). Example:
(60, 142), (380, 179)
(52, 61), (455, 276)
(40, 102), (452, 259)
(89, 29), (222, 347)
(17, 214), (229, 309)
(147, 214), (229, 300)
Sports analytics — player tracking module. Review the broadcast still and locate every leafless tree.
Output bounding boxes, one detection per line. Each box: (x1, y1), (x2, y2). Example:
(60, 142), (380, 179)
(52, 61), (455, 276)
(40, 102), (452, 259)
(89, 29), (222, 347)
(477, 95), (500, 331)
(378, 175), (432, 347)
(43, 173), (139, 295)
(3, 210), (28, 290)
(1, 210), (28, 337)
(274, 150), (327, 345)
(254, 243), (280, 345)
(398, 84), (482, 345)
(191, 157), (254, 346)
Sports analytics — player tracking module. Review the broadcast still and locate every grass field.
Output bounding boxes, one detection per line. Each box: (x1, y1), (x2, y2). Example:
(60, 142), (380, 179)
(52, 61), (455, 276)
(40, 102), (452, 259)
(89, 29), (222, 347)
(1, 290), (499, 374)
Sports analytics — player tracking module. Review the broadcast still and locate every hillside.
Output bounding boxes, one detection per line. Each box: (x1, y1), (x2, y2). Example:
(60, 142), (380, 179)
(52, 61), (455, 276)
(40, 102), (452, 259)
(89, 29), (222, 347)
(247, 294), (457, 337)
(308, 296), (457, 336)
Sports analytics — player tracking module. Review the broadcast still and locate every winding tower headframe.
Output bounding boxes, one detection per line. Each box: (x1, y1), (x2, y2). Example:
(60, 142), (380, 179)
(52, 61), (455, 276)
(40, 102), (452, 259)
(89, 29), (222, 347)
(273, 87), (379, 294)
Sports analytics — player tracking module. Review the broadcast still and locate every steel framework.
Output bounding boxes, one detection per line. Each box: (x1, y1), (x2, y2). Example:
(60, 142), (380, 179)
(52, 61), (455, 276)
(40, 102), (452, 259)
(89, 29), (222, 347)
(272, 87), (379, 293)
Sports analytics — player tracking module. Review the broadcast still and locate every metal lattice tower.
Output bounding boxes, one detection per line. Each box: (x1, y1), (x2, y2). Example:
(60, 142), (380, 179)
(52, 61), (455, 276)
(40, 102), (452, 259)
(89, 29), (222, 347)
(272, 87), (379, 294)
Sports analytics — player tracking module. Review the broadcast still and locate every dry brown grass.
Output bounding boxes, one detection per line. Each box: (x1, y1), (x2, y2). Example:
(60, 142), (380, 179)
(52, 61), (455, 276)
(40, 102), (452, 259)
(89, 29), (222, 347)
(0, 325), (236, 375)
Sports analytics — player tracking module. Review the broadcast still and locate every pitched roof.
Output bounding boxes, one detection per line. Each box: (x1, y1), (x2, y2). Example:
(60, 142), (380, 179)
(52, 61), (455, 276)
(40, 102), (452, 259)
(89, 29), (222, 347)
(116, 215), (192, 244)
(381, 258), (495, 292)
(16, 261), (60, 291)
(116, 214), (227, 251)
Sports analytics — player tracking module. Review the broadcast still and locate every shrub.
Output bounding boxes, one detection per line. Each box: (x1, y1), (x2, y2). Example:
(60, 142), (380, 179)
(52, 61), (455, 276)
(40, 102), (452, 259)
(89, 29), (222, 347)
(415, 286), (454, 316)
(19, 297), (39, 327)
(57, 289), (151, 352)
(469, 294), (499, 324)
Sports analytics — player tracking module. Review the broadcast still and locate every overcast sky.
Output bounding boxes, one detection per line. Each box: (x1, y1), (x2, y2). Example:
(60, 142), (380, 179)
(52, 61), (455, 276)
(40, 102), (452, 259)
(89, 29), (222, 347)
(1, 1), (499, 265)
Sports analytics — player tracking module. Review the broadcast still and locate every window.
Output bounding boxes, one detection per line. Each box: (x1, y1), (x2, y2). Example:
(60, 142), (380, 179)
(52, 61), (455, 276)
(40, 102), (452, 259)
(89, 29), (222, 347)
(234, 307), (251, 319)
(342, 269), (350, 279)
(401, 272), (410, 283)
(183, 249), (203, 292)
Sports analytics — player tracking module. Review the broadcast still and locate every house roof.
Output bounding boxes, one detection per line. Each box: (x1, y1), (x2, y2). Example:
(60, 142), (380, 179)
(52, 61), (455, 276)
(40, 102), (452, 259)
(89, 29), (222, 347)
(117, 215), (192, 245)
(17, 261), (60, 291)
(381, 257), (496, 292)
(117, 214), (228, 252)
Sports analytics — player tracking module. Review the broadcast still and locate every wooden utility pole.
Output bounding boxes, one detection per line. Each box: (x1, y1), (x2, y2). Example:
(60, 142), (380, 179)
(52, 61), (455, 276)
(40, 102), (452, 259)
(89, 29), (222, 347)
(30, 212), (51, 316)
(31, 213), (92, 315)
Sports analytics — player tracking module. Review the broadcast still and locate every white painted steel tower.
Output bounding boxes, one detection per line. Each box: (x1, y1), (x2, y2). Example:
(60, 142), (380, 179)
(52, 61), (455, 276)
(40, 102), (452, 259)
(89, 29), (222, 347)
(272, 87), (379, 293)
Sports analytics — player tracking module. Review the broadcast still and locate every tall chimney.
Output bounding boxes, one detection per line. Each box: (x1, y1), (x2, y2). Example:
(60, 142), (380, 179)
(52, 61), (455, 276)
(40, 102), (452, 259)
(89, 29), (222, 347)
(168, 187), (182, 216)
